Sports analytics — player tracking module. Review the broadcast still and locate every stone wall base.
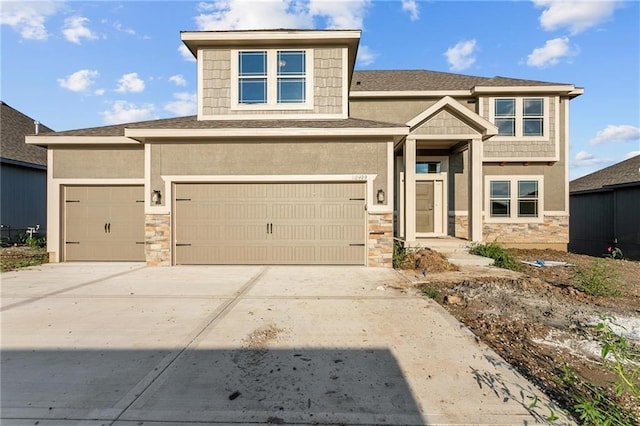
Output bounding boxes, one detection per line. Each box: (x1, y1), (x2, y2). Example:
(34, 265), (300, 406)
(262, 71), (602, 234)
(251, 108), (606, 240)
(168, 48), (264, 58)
(368, 212), (393, 267)
(146, 213), (171, 266)
(483, 215), (568, 248)
(448, 213), (469, 240)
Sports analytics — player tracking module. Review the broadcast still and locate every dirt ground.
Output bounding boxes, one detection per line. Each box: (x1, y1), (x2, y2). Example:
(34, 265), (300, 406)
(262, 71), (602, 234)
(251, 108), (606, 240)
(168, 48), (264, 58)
(400, 248), (640, 423)
(0, 246), (48, 272)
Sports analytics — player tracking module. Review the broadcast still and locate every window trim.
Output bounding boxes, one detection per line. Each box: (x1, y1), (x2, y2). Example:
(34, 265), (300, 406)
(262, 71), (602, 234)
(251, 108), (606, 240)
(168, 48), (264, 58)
(484, 175), (544, 223)
(231, 48), (314, 111)
(489, 97), (549, 141)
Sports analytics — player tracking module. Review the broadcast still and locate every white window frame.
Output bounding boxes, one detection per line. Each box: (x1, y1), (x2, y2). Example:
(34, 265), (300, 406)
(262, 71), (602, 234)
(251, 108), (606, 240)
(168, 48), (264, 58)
(231, 48), (314, 111)
(484, 175), (544, 223)
(489, 97), (549, 141)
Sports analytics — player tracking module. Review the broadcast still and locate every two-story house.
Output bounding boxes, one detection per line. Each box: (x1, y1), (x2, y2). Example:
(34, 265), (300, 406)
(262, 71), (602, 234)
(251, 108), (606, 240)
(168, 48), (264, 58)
(27, 29), (583, 267)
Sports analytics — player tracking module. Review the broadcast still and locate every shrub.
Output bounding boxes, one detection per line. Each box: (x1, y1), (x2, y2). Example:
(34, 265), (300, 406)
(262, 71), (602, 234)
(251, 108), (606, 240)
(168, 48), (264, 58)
(572, 259), (620, 297)
(469, 242), (521, 271)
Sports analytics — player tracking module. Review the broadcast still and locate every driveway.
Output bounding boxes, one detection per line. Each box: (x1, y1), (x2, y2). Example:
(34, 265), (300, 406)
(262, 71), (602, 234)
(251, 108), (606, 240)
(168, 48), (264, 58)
(1, 263), (571, 425)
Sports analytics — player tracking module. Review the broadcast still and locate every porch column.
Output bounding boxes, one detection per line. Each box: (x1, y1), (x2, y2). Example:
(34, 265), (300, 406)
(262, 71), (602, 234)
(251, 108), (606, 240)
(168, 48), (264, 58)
(469, 138), (483, 242)
(404, 138), (416, 243)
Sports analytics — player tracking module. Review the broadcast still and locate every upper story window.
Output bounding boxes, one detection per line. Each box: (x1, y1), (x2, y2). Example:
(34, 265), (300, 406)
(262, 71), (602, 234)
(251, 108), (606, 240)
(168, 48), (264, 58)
(233, 49), (312, 109)
(491, 97), (547, 138)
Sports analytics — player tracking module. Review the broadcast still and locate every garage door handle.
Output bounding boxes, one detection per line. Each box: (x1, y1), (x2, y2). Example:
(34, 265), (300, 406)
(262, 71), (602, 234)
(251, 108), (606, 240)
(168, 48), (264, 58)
(269, 223), (273, 234)
(104, 223), (108, 233)
(104, 223), (111, 233)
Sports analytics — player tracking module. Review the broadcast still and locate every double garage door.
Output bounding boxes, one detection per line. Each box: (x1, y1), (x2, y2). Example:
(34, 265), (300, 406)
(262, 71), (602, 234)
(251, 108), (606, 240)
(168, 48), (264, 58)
(174, 182), (366, 265)
(63, 183), (366, 265)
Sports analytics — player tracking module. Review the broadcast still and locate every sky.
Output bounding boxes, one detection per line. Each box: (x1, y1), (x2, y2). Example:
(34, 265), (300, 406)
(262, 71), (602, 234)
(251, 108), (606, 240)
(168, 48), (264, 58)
(1, 0), (638, 179)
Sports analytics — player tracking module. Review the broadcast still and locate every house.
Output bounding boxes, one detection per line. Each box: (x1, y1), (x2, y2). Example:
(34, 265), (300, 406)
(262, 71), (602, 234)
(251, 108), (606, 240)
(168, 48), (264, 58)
(569, 156), (640, 259)
(1, 101), (52, 244)
(26, 29), (583, 266)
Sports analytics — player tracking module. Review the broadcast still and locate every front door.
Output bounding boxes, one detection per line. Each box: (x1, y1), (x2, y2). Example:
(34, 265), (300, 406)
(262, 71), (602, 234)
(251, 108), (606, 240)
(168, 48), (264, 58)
(416, 181), (435, 233)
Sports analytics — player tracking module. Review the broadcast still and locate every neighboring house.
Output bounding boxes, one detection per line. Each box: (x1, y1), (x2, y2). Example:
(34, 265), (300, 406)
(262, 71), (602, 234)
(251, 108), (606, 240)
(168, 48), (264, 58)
(1, 101), (52, 243)
(26, 29), (583, 266)
(569, 156), (640, 259)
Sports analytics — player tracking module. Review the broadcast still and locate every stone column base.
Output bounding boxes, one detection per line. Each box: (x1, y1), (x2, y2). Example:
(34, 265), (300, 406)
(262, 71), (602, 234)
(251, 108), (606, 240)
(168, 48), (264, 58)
(368, 212), (393, 267)
(145, 214), (171, 266)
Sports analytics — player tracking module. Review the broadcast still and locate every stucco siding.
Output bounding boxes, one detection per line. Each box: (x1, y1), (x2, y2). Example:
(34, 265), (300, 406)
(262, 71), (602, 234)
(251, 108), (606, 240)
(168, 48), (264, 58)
(52, 148), (144, 179)
(483, 163), (565, 211)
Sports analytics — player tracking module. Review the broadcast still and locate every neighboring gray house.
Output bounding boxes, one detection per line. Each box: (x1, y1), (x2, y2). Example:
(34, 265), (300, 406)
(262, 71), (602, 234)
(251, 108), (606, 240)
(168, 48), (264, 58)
(569, 155), (640, 259)
(0, 101), (52, 243)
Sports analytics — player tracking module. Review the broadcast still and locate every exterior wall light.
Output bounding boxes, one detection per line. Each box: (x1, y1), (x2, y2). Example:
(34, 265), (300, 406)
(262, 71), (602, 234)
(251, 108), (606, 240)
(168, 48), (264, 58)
(151, 190), (162, 205)
(376, 189), (385, 204)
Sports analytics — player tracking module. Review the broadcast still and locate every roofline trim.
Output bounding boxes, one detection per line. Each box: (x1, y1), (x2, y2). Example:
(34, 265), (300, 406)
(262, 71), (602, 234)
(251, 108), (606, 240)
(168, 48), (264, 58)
(0, 157), (47, 170)
(472, 85), (580, 94)
(25, 136), (141, 147)
(124, 126), (409, 140)
(350, 90), (472, 98)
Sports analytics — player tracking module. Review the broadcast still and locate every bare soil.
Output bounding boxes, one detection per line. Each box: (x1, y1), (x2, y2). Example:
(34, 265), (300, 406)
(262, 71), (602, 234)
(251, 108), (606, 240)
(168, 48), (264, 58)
(400, 248), (640, 423)
(0, 246), (48, 272)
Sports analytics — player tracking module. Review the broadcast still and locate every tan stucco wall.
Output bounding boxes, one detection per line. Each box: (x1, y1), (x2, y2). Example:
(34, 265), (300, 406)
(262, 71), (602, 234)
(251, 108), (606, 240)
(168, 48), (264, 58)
(201, 47), (344, 116)
(52, 147), (144, 178)
(449, 149), (468, 211)
(482, 163), (565, 211)
(151, 140), (388, 204)
(349, 98), (476, 125)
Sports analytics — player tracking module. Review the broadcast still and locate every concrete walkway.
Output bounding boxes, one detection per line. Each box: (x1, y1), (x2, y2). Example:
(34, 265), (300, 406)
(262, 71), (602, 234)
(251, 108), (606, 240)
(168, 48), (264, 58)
(1, 263), (572, 425)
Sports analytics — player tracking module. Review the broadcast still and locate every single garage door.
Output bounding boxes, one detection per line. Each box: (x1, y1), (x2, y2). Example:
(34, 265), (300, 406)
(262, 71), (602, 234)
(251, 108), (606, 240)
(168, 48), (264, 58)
(174, 182), (366, 265)
(63, 185), (145, 261)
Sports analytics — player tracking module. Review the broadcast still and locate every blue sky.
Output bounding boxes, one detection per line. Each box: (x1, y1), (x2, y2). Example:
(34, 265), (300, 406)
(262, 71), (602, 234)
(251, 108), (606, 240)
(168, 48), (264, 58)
(1, 0), (638, 179)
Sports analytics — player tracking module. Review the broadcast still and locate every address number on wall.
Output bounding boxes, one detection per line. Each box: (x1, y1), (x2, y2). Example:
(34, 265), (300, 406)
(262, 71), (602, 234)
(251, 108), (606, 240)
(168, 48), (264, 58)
(353, 175), (368, 181)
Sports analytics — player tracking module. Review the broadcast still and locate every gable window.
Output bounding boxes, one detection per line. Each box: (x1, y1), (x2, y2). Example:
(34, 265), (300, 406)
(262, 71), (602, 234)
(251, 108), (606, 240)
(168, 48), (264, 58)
(233, 49), (312, 109)
(491, 97), (546, 138)
(486, 176), (543, 222)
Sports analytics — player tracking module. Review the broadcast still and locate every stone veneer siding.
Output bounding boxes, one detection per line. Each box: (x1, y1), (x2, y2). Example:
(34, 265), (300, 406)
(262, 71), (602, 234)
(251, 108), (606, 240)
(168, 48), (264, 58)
(368, 213), (393, 267)
(448, 214), (469, 240)
(146, 214), (171, 266)
(483, 215), (568, 245)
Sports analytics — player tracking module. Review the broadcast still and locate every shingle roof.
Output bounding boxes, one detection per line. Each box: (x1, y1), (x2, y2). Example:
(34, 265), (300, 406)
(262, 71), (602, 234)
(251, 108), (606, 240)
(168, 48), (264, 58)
(570, 155), (640, 193)
(50, 116), (406, 137)
(350, 70), (571, 92)
(0, 101), (52, 166)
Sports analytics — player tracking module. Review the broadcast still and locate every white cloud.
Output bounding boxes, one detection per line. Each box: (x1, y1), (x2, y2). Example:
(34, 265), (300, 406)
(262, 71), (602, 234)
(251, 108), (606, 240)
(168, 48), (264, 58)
(195, 0), (312, 30)
(527, 37), (575, 68)
(178, 44), (197, 62)
(308, 0), (370, 29)
(63, 16), (98, 44)
(94, 88), (105, 96)
(444, 39), (477, 72)
(101, 101), (156, 125)
(356, 45), (377, 66)
(0, 1), (62, 40)
(58, 69), (99, 93)
(573, 150), (613, 167)
(114, 22), (136, 36)
(116, 73), (145, 93)
(401, 0), (419, 21)
(164, 92), (197, 116)
(193, 0), (370, 30)
(625, 151), (640, 159)
(589, 124), (640, 145)
(169, 75), (187, 86)
(533, 0), (621, 35)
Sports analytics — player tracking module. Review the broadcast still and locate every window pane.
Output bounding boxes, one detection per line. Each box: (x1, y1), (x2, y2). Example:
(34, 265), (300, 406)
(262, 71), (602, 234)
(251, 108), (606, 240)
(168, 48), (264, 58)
(495, 99), (515, 116)
(491, 200), (510, 217)
(523, 118), (543, 136)
(490, 181), (510, 198)
(239, 51), (266, 76)
(519, 200), (538, 217)
(278, 78), (305, 103)
(523, 98), (543, 116)
(496, 118), (515, 136)
(518, 181), (538, 198)
(239, 79), (266, 103)
(416, 162), (441, 173)
(278, 51), (305, 75)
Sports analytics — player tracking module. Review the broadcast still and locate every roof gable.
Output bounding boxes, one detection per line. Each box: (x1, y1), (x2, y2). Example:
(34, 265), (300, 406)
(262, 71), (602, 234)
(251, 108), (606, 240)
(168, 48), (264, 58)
(407, 96), (498, 140)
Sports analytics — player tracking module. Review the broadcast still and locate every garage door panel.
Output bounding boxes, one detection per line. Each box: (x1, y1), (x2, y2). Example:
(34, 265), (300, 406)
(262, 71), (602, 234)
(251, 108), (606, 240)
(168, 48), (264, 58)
(174, 182), (365, 265)
(63, 186), (144, 261)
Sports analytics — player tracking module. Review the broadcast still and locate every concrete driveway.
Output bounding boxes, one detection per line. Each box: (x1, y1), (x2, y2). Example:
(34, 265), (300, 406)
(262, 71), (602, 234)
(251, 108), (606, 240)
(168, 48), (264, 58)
(1, 263), (571, 425)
